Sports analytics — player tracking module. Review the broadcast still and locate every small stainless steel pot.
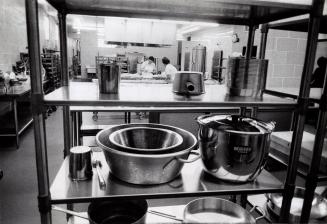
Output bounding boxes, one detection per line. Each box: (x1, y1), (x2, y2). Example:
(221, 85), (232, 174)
(108, 126), (183, 154)
(88, 199), (148, 224)
(183, 197), (263, 223)
(197, 114), (275, 183)
(266, 187), (327, 222)
(149, 197), (265, 223)
(96, 123), (199, 184)
(173, 72), (205, 95)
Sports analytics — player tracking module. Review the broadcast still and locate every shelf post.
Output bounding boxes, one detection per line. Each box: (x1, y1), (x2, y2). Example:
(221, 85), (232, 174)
(279, 0), (324, 222)
(259, 24), (269, 97)
(25, 0), (51, 223)
(58, 10), (72, 156)
(299, 2), (326, 222)
(245, 23), (257, 60)
(259, 24), (268, 60)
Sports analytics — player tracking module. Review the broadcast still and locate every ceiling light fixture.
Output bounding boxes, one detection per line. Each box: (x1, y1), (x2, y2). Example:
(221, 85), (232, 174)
(178, 26), (200, 34)
(105, 16), (219, 27)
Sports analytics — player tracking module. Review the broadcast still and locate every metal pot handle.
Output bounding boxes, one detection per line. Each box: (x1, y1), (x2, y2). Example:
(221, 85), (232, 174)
(249, 205), (266, 221)
(177, 151), (201, 163)
(162, 150), (201, 171)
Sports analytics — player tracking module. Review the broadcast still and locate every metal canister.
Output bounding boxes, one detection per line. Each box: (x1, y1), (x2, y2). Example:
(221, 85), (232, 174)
(226, 57), (268, 98)
(98, 63), (121, 93)
(69, 146), (93, 181)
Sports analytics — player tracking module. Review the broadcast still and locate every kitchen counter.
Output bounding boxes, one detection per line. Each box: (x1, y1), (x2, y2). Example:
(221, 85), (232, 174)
(44, 81), (296, 108)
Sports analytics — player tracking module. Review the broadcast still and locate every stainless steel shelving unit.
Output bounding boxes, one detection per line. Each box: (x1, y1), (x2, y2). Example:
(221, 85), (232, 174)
(25, 0), (324, 223)
(262, 11), (327, 223)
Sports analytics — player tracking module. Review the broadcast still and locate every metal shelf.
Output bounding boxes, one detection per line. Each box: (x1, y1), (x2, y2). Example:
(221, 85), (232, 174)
(50, 149), (283, 204)
(24, 0), (325, 223)
(269, 151), (327, 182)
(264, 88), (322, 103)
(44, 82), (296, 108)
(46, 0), (310, 25)
(268, 15), (327, 34)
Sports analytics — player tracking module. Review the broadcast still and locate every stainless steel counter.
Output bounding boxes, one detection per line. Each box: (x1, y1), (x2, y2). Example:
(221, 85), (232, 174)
(44, 82), (296, 108)
(50, 149), (283, 204)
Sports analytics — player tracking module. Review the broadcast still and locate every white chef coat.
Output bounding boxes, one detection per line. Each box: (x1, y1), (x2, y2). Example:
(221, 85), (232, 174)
(163, 64), (178, 81)
(141, 60), (156, 74)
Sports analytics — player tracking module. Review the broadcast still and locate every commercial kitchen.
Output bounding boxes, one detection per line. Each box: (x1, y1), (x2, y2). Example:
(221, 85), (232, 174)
(0, 0), (327, 223)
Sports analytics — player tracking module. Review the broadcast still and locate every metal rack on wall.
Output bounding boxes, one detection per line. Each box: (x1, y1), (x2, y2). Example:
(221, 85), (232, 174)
(25, 0), (324, 223)
(42, 51), (61, 90)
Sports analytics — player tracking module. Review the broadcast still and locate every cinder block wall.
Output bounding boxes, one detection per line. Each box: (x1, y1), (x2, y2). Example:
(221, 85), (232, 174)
(232, 26), (327, 88)
(265, 30), (307, 88)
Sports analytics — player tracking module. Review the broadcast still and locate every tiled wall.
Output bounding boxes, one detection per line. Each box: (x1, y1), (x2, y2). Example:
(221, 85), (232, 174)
(265, 30), (308, 88)
(0, 0), (59, 72)
(0, 0), (28, 72)
(0, 0), (59, 114)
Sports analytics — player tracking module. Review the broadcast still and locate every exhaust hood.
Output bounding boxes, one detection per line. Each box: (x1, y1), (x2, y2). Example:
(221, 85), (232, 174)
(104, 41), (172, 48)
(104, 18), (176, 46)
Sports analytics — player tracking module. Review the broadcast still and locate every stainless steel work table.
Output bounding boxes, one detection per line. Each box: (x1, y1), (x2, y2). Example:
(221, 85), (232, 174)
(45, 81), (297, 146)
(44, 82), (297, 108)
(0, 82), (33, 148)
(50, 149), (283, 204)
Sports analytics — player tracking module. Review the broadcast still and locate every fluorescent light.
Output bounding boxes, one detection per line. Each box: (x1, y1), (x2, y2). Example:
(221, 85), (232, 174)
(105, 16), (219, 27)
(178, 26), (200, 34)
(97, 39), (117, 48)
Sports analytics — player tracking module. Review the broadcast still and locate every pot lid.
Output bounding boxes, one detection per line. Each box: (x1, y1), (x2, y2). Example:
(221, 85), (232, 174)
(197, 115), (275, 134)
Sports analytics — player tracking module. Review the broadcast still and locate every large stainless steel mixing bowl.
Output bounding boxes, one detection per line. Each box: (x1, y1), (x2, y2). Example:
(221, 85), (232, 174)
(96, 123), (199, 184)
(109, 127), (183, 154)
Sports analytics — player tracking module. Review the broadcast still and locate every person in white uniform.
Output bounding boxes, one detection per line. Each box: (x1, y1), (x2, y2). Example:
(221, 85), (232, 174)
(141, 56), (156, 75)
(162, 57), (177, 82)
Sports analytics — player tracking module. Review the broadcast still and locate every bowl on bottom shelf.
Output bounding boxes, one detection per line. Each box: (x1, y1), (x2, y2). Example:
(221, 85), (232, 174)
(108, 126), (183, 154)
(96, 123), (198, 185)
